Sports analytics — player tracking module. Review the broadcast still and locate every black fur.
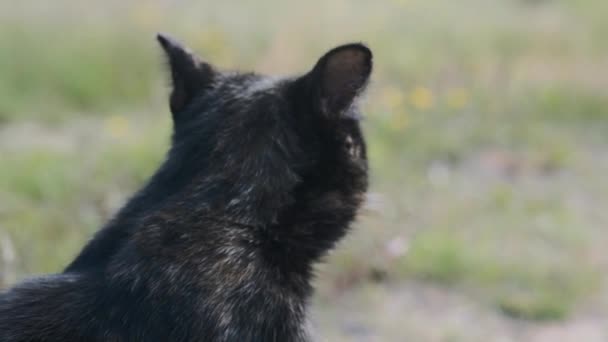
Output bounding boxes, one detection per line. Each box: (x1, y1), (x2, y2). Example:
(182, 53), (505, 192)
(0, 34), (372, 342)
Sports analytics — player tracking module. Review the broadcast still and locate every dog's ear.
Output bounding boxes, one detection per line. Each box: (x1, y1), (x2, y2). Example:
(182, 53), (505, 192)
(157, 33), (216, 119)
(306, 43), (372, 118)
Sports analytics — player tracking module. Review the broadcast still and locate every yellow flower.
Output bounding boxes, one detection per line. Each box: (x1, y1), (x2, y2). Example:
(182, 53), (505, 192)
(130, 3), (162, 29)
(392, 0), (410, 7)
(196, 30), (231, 62)
(381, 86), (406, 111)
(409, 86), (434, 110)
(392, 111), (409, 131)
(447, 88), (470, 109)
(105, 115), (130, 139)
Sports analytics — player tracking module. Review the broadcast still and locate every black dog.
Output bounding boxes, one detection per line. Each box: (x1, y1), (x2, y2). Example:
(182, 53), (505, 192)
(0, 33), (372, 341)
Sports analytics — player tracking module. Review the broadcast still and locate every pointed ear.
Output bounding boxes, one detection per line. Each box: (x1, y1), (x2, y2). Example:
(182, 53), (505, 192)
(156, 33), (215, 117)
(307, 43), (372, 117)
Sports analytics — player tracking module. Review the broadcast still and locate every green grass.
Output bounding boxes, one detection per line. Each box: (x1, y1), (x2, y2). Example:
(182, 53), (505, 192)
(403, 230), (597, 320)
(0, 26), (158, 122)
(0, 117), (168, 275)
(1, 0), (608, 326)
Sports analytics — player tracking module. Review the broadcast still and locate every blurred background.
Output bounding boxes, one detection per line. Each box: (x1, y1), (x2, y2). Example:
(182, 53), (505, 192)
(1, 0), (607, 340)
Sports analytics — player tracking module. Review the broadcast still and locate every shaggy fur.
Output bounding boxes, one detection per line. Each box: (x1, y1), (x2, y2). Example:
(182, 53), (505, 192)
(0, 33), (372, 342)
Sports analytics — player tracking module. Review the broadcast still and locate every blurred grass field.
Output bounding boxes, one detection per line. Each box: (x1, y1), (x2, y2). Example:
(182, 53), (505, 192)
(1, 0), (608, 340)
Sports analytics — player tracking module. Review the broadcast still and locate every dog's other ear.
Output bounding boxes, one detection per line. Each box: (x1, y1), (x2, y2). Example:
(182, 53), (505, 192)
(307, 43), (372, 118)
(157, 33), (215, 118)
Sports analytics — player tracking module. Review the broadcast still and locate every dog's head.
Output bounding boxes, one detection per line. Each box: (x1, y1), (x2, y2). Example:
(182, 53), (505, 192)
(156, 34), (372, 226)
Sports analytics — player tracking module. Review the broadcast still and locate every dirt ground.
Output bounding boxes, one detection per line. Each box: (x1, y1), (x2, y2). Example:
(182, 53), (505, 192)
(312, 281), (608, 342)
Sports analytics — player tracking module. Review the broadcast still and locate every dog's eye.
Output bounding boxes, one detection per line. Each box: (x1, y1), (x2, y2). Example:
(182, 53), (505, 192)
(344, 136), (354, 150)
(343, 135), (360, 158)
